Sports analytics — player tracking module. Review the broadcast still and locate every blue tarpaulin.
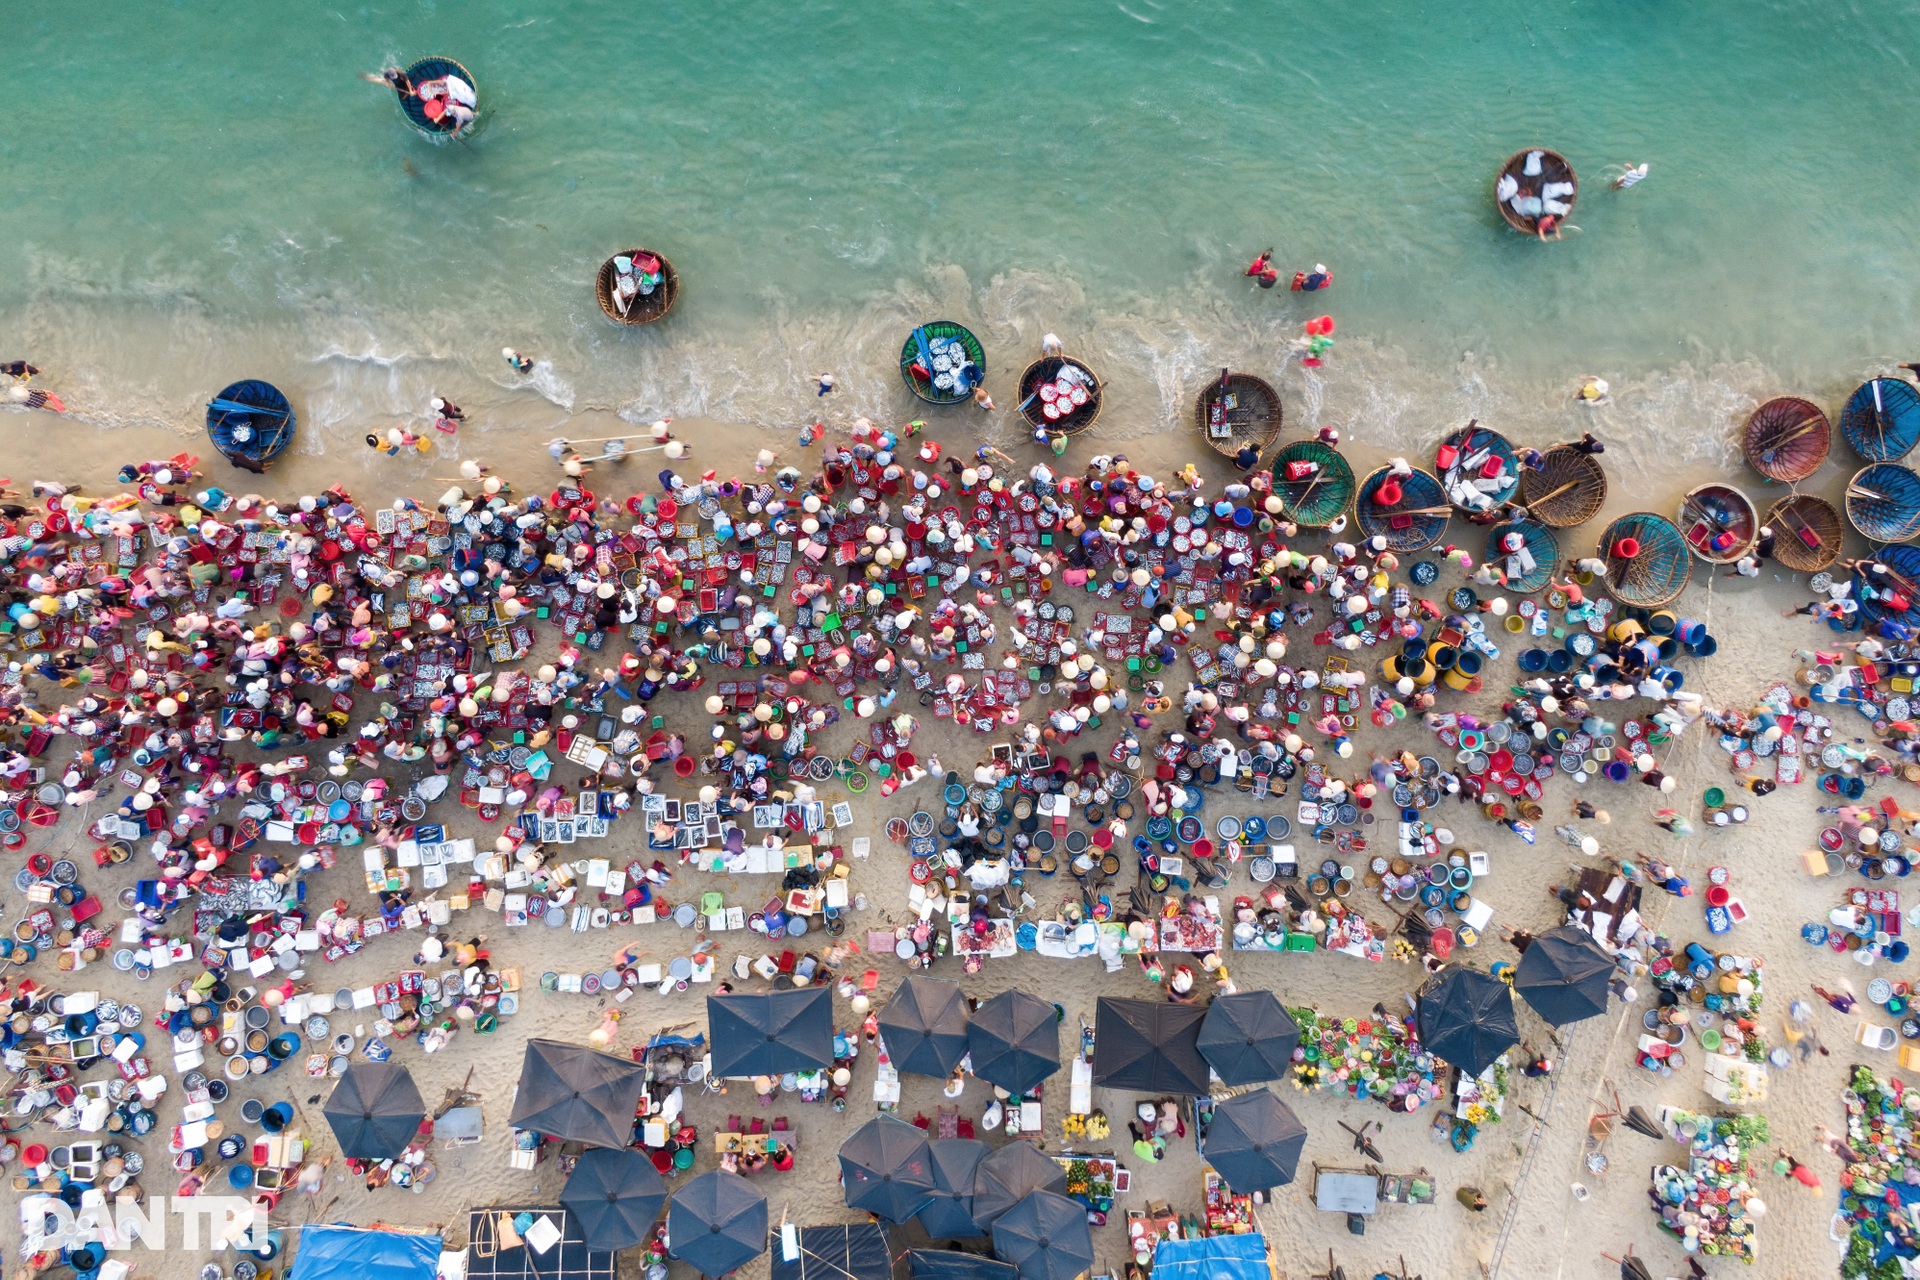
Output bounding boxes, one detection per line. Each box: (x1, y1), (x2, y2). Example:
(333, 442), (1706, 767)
(905, 1252), (1019, 1280)
(294, 1225), (442, 1280)
(1151, 1234), (1269, 1280)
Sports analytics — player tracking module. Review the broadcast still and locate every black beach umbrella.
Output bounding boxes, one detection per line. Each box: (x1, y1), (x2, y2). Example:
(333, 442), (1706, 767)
(968, 991), (1060, 1095)
(1416, 967), (1519, 1078)
(507, 1038), (648, 1150)
(707, 988), (834, 1078)
(878, 975), (971, 1078)
(907, 1251), (1021, 1280)
(969, 1139), (1068, 1229)
(1623, 1106), (1667, 1140)
(668, 1169), (769, 1278)
(990, 1190), (1094, 1280)
(838, 1114), (937, 1223)
(1201, 1089), (1309, 1193)
(1196, 991), (1302, 1085)
(1091, 997), (1211, 1095)
(918, 1138), (990, 1239)
(559, 1148), (668, 1252)
(1513, 926), (1614, 1026)
(322, 1062), (426, 1160)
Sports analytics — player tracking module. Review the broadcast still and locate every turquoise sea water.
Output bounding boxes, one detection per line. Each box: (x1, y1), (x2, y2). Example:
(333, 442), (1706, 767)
(4, 0), (1919, 460)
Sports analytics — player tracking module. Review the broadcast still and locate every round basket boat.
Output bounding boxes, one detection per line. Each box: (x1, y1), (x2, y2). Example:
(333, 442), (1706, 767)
(1840, 377), (1920, 463)
(1018, 356), (1101, 435)
(1495, 148), (1577, 236)
(1598, 513), (1692, 609)
(397, 57), (477, 138)
(596, 249), (678, 326)
(1436, 423), (1519, 512)
(1677, 483), (1759, 564)
(1484, 519), (1560, 595)
(1271, 440), (1355, 528)
(1519, 445), (1608, 528)
(900, 322), (986, 406)
(1357, 466), (1450, 553)
(1854, 546), (1920, 635)
(1195, 372), (1283, 462)
(1764, 494), (1844, 573)
(206, 380), (295, 475)
(1847, 463), (1920, 543)
(1743, 396), (1831, 483)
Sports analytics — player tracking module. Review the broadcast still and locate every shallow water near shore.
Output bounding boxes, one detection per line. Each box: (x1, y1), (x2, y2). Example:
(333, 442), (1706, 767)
(5, 0), (1920, 453)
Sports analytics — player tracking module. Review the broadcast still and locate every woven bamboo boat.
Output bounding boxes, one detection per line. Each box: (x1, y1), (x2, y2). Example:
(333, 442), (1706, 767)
(1598, 513), (1692, 609)
(1495, 148), (1577, 236)
(1519, 446), (1607, 528)
(596, 250), (678, 326)
(1436, 423), (1519, 512)
(1742, 396), (1831, 483)
(1356, 466), (1450, 553)
(1764, 494), (1843, 573)
(206, 380), (295, 475)
(1677, 483), (1759, 564)
(1195, 371), (1282, 462)
(1484, 519), (1559, 595)
(397, 57), (477, 138)
(1270, 440), (1355, 528)
(1018, 356), (1101, 435)
(1846, 464), (1920, 543)
(900, 322), (986, 405)
(1854, 546), (1920, 634)
(1840, 377), (1920, 463)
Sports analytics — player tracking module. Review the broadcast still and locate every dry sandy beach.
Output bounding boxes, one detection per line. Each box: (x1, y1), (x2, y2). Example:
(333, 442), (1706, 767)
(0, 362), (1890, 1280)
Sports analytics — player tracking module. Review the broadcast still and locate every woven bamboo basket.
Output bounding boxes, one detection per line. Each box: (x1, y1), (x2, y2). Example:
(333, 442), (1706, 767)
(1764, 495), (1843, 573)
(1598, 512), (1692, 609)
(1847, 464), (1920, 543)
(1677, 483), (1759, 565)
(397, 56), (477, 138)
(1195, 372), (1282, 462)
(1436, 424), (1519, 511)
(1494, 148), (1577, 236)
(900, 322), (987, 405)
(1484, 519), (1559, 595)
(1840, 378), (1920, 463)
(1742, 396), (1830, 483)
(1270, 440), (1355, 528)
(596, 250), (678, 326)
(1356, 466), (1450, 554)
(1854, 546), (1920, 634)
(1520, 446), (1607, 528)
(1018, 356), (1101, 435)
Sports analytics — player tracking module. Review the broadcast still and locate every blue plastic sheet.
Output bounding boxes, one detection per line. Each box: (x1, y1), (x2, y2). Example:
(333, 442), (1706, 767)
(294, 1225), (442, 1280)
(1150, 1234), (1269, 1280)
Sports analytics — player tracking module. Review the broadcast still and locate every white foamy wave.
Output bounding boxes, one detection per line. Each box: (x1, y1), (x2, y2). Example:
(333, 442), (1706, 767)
(489, 360), (575, 413)
(10, 254), (1912, 509)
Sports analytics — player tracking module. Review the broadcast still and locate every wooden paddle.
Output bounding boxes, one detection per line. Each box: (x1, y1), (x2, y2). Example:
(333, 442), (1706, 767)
(1774, 503), (1824, 549)
(1758, 416), (1825, 463)
(1523, 478), (1579, 510)
(1849, 484), (1889, 502)
(1289, 466), (1336, 516)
